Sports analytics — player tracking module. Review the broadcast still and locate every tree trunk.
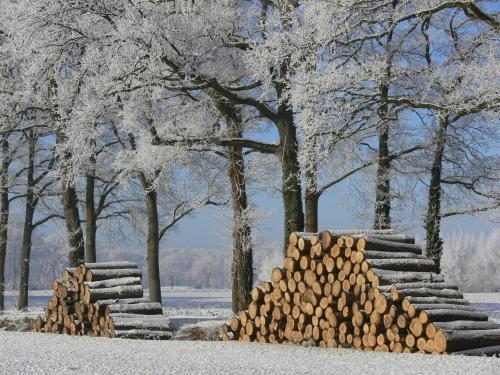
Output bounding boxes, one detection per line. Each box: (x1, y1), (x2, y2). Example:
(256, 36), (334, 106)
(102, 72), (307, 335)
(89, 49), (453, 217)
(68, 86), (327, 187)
(85, 173), (97, 263)
(304, 137), (319, 233)
(62, 179), (85, 266)
(17, 132), (36, 310)
(51, 78), (85, 267)
(212, 96), (254, 313)
(0, 134), (10, 311)
(305, 191), (319, 233)
(278, 114), (304, 254)
(374, 121), (391, 230)
(143, 185), (161, 304)
(225, 105), (253, 313)
(425, 117), (448, 272)
(374, 25), (395, 230)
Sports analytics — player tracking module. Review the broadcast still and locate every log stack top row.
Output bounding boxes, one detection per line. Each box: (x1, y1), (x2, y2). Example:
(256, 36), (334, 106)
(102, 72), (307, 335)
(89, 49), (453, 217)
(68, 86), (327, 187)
(35, 261), (172, 340)
(220, 229), (500, 356)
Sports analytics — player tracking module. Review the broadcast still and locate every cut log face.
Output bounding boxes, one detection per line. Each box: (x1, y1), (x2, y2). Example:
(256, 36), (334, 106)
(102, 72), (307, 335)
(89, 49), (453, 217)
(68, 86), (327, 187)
(220, 231), (500, 356)
(34, 262), (169, 340)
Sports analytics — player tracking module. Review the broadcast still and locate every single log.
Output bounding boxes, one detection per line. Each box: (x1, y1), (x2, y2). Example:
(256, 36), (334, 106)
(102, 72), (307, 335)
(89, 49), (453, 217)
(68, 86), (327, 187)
(271, 268), (284, 283)
(84, 277), (142, 289)
(355, 233), (415, 244)
(84, 261), (139, 270)
(356, 237), (421, 254)
(86, 268), (142, 282)
(451, 344), (500, 357)
(96, 297), (150, 310)
(361, 251), (426, 260)
(433, 321), (499, 331)
(113, 329), (172, 340)
(390, 282), (459, 291)
(327, 229), (397, 237)
(422, 309), (489, 322)
(394, 287), (463, 300)
(84, 285), (143, 304)
(373, 270), (444, 285)
(106, 302), (162, 316)
(434, 329), (500, 353)
(413, 304), (476, 312)
(403, 296), (470, 308)
(366, 259), (436, 272)
(110, 315), (170, 331)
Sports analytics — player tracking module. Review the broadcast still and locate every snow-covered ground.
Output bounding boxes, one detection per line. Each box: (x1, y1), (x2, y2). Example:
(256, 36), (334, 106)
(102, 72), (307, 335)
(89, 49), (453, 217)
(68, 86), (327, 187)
(465, 293), (500, 304)
(0, 331), (499, 375)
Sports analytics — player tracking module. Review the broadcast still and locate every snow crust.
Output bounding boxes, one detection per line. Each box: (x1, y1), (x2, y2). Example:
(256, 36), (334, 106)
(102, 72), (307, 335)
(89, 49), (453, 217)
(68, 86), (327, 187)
(1, 332), (499, 374)
(466, 293), (500, 304)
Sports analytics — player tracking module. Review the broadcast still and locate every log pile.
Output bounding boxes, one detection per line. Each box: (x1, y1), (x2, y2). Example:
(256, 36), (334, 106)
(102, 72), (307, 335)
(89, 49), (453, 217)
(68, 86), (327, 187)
(220, 229), (500, 356)
(33, 261), (171, 340)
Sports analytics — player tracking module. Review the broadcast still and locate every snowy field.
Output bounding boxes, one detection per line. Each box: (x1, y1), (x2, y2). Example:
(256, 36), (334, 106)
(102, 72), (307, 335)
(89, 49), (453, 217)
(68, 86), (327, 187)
(1, 292), (500, 374)
(0, 331), (499, 375)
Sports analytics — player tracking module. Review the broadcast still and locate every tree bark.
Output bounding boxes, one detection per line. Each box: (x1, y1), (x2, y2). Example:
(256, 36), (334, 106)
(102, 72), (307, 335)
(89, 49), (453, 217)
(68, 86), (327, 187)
(0, 134), (10, 311)
(278, 113), (304, 254)
(425, 117), (448, 272)
(50, 76), (85, 267)
(85, 173), (97, 263)
(225, 104), (253, 313)
(304, 156), (319, 233)
(143, 184), (161, 304)
(17, 132), (36, 310)
(62, 178), (85, 266)
(305, 192), (319, 233)
(374, 20), (395, 230)
(211, 96), (254, 313)
(374, 120), (391, 230)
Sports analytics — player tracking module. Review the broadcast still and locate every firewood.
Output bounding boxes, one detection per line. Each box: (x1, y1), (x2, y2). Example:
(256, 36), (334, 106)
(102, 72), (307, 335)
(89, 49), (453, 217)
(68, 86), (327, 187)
(219, 232), (500, 355)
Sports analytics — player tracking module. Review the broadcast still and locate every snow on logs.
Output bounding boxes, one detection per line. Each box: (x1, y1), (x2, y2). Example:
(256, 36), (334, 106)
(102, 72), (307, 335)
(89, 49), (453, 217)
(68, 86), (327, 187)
(34, 262), (171, 340)
(220, 230), (500, 356)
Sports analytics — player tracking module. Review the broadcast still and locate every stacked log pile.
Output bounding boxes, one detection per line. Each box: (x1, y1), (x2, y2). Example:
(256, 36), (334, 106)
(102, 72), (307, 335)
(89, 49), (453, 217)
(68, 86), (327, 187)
(220, 229), (500, 356)
(33, 261), (171, 340)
